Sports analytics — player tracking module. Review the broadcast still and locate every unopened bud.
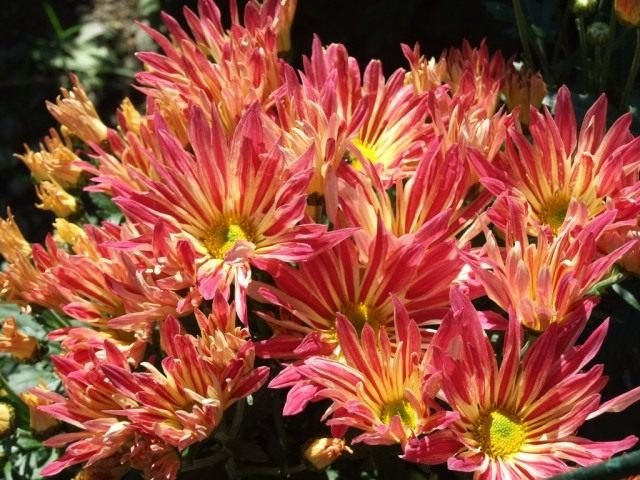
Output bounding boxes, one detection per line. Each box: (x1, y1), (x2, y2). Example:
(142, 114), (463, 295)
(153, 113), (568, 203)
(587, 21), (611, 46)
(0, 403), (15, 439)
(303, 437), (352, 470)
(573, 0), (598, 16)
(615, 0), (640, 27)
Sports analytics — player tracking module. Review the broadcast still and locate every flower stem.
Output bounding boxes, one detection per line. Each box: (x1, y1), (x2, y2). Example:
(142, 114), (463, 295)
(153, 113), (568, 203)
(600, 1), (618, 91)
(513, 0), (536, 67)
(619, 28), (640, 111)
(180, 448), (230, 472)
(576, 15), (591, 91)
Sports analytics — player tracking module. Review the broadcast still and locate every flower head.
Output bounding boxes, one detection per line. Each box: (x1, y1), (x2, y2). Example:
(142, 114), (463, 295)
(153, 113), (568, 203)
(0, 317), (41, 362)
(35, 180), (78, 217)
(503, 65), (547, 126)
(404, 290), (640, 478)
(251, 221), (463, 358)
(271, 299), (457, 446)
(304, 437), (352, 470)
(46, 74), (109, 145)
(102, 305), (268, 450)
(616, 0), (640, 27)
(94, 103), (346, 321)
(472, 86), (640, 233)
(0, 403), (15, 439)
(20, 386), (60, 437)
(471, 196), (634, 332)
(15, 129), (82, 188)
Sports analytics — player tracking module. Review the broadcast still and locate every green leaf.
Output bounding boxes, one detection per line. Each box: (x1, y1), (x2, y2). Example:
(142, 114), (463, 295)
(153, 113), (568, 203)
(612, 283), (640, 312)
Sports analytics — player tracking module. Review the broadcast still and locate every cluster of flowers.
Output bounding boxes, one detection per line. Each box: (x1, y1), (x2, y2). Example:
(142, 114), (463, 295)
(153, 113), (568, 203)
(2, 1), (640, 478)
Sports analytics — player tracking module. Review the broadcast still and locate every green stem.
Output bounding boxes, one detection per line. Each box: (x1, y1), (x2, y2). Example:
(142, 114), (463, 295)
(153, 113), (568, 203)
(513, 0), (536, 67)
(576, 16), (591, 92)
(180, 448), (231, 473)
(619, 28), (640, 111)
(551, 1), (571, 68)
(586, 270), (627, 296)
(229, 399), (245, 437)
(600, 0), (618, 91)
(549, 449), (640, 479)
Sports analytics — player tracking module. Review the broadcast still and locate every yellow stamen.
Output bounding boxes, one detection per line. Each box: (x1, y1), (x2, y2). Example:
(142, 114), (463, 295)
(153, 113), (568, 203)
(342, 302), (383, 331)
(379, 398), (418, 430)
(344, 138), (379, 171)
(537, 192), (571, 232)
(203, 218), (254, 259)
(474, 409), (526, 458)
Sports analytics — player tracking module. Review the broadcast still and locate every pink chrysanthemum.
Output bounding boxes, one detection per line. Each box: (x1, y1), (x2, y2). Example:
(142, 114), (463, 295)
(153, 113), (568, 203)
(90, 104), (346, 321)
(250, 220), (463, 358)
(102, 300), (269, 450)
(404, 290), (640, 478)
(469, 196), (635, 332)
(472, 85), (640, 233)
(270, 299), (458, 447)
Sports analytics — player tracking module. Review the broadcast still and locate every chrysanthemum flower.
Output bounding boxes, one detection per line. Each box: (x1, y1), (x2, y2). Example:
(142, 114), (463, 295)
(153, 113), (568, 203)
(470, 196), (635, 332)
(332, 139), (491, 245)
(303, 437), (352, 470)
(36, 343), (138, 476)
(136, 0), (286, 134)
(270, 299), (458, 447)
(35, 180), (78, 217)
(93, 103), (346, 321)
(403, 42), (512, 182)
(15, 128), (83, 188)
(404, 290), (640, 478)
(46, 74), (109, 145)
(102, 305), (268, 450)
(598, 223), (640, 275)
(403, 39), (507, 116)
(0, 212), (67, 309)
(0, 210), (31, 263)
(502, 65), (547, 126)
(300, 37), (429, 186)
(250, 221), (463, 358)
(0, 317), (41, 362)
(615, 0), (640, 26)
(472, 86), (640, 233)
(0, 403), (15, 439)
(20, 386), (60, 437)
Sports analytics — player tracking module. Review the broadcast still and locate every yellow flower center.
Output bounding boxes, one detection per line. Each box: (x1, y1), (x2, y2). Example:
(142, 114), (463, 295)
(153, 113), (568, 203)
(537, 192), (570, 233)
(203, 218), (253, 259)
(474, 410), (526, 458)
(342, 302), (383, 331)
(344, 138), (379, 171)
(379, 398), (418, 430)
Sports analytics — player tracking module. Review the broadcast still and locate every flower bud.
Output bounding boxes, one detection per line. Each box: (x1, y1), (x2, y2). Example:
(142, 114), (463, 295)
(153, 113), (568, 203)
(35, 181), (78, 218)
(19, 388), (60, 438)
(303, 437), (352, 470)
(616, 0), (640, 27)
(0, 403), (15, 439)
(46, 74), (108, 145)
(503, 66), (547, 126)
(587, 21), (611, 46)
(573, 0), (598, 16)
(0, 317), (41, 363)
